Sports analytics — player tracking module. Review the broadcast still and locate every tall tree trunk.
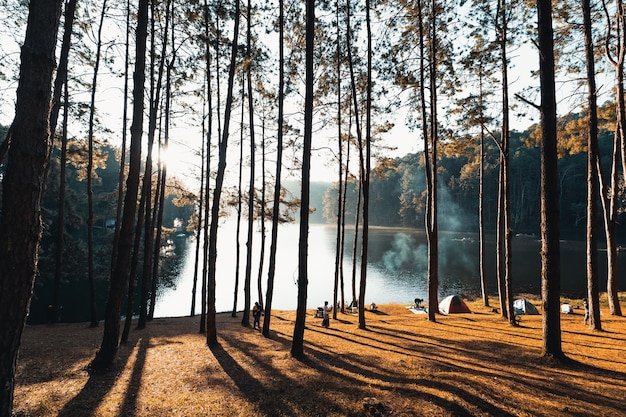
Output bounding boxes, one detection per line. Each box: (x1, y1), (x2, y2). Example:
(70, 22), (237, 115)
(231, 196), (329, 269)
(537, 0), (564, 360)
(291, 0), (314, 360)
(256, 118), (267, 308)
(340, 128), (350, 313)
(346, 0), (363, 308)
(333, 0), (343, 320)
(478, 77), (488, 307)
(49, 4), (78, 312)
(582, 0), (602, 331)
(138, 0), (169, 329)
(53, 74), (69, 324)
(263, 0), (285, 336)
(358, 0), (372, 330)
(111, 0), (131, 284)
(416, 0), (436, 322)
(426, 0), (439, 323)
(232, 79), (245, 317)
(499, 0), (514, 324)
(602, 0), (625, 317)
(86, 0), (109, 329)
(150, 0), (175, 321)
(90, 0), (148, 371)
(190, 81), (205, 317)
(0, 2), (63, 414)
(242, 0), (256, 327)
(207, 0), (241, 346)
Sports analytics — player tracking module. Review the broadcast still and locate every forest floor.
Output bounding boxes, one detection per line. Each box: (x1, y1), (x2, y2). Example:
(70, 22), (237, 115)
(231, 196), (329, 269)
(11, 295), (626, 417)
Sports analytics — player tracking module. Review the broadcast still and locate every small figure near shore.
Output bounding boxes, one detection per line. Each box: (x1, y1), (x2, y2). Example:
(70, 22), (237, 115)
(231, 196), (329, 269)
(253, 301), (262, 329)
(583, 298), (589, 325)
(322, 301), (332, 328)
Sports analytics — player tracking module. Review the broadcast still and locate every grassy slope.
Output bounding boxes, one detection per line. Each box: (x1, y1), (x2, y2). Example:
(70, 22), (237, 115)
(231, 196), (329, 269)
(13, 296), (626, 417)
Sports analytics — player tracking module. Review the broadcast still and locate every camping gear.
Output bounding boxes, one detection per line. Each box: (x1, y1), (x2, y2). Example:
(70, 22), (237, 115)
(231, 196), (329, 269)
(513, 298), (539, 315)
(438, 295), (471, 315)
(561, 304), (573, 314)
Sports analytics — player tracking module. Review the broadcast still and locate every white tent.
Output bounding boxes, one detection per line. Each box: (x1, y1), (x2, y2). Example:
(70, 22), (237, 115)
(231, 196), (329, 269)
(513, 298), (539, 315)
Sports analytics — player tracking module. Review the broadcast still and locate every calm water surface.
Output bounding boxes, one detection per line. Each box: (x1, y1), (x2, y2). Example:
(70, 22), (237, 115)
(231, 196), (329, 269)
(154, 222), (621, 318)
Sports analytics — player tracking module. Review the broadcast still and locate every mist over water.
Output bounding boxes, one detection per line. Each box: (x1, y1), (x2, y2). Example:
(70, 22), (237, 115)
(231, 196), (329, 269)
(154, 223), (615, 318)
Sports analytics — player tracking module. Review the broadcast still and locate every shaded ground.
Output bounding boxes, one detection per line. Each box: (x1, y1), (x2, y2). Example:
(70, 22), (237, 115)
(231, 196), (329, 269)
(12, 298), (626, 416)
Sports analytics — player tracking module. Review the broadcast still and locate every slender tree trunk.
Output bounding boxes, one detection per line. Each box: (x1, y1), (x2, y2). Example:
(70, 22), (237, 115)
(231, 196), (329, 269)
(86, 0), (109, 329)
(479, 89), (488, 307)
(51, 0), (77, 323)
(256, 119), (267, 308)
(416, 0), (436, 322)
(90, 0), (148, 371)
(357, 0), (372, 330)
(111, 0), (131, 283)
(53, 75), (69, 324)
(537, 0), (564, 360)
(497, 162), (506, 315)
(346, 0), (364, 309)
(427, 0), (439, 323)
(121, 179), (147, 343)
(190, 82), (205, 317)
(0, 2), (63, 414)
(340, 129), (350, 313)
(291, 0), (314, 360)
(263, 0), (285, 336)
(139, 0), (169, 328)
(499, 0), (514, 325)
(603, 0), (625, 317)
(333, 0), (343, 320)
(242, 0), (256, 327)
(582, 0), (602, 331)
(207, 0), (241, 346)
(233, 78), (245, 317)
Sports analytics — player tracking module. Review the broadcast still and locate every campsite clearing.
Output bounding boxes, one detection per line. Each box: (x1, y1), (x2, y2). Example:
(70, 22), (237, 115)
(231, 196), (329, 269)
(12, 296), (626, 416)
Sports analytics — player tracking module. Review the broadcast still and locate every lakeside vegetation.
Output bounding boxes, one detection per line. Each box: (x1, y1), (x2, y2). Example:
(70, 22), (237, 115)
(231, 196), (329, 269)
(13, 297), (626, 417)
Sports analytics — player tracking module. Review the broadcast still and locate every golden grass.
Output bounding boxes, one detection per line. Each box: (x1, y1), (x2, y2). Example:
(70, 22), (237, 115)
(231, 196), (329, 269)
(12, 296), (626, 417)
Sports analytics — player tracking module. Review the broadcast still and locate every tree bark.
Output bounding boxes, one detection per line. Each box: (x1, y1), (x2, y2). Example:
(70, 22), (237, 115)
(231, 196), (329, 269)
(582, 0), (602, 331)
(263, 0), (285, 336)
(0, 2), (63, 414)
(291, 0), (314, 360)
(90, 0), (149, 371)
(358, 0), (372, 330)
(86, 0), (109, 329)
(537, 0), (564, 360)
(207, 0), (241, 346)
(242, 0), (256, 327)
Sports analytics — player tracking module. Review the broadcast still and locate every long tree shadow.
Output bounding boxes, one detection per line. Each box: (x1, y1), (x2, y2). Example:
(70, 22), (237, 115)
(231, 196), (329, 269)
(214, 330), (367, 416)
(118, 337), (149, 417)
(209, 341), (301, 416)
(57, 340), (138, 417)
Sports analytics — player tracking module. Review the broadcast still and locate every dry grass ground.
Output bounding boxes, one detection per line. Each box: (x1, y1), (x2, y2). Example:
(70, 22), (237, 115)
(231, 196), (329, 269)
(12, 296), (626, 417)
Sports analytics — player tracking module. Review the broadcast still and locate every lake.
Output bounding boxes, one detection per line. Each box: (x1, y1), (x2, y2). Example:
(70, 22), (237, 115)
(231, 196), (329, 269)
(154, 222), (620, 318)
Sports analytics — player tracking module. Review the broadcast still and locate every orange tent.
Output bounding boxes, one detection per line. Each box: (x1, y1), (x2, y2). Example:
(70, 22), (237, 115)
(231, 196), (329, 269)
(438, 295), (471, 315)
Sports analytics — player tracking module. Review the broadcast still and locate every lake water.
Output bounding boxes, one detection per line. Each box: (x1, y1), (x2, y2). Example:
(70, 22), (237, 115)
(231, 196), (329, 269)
(154, 222), (621, 318)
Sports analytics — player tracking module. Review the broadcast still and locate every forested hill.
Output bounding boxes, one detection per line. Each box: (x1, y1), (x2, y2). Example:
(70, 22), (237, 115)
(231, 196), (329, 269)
(321, 107), (625, 241)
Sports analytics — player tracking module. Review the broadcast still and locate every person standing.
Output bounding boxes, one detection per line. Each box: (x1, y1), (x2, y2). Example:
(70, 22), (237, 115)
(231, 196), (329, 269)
(583, 298), (589, 325)
(253, 302), (262, 329)
(322, 301), (332, 328)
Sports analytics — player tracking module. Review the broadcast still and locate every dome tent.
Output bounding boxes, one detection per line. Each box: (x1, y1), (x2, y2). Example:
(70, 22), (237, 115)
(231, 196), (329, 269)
(438, 295), (471, 315)
(513, 298), (539, 315)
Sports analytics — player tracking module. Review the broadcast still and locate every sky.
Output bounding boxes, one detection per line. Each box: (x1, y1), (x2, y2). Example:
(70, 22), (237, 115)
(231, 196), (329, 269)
(0, 3), (600, 189)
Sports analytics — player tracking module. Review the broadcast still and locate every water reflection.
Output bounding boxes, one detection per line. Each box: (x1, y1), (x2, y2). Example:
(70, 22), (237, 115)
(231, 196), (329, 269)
(154, 223), (617, 318)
